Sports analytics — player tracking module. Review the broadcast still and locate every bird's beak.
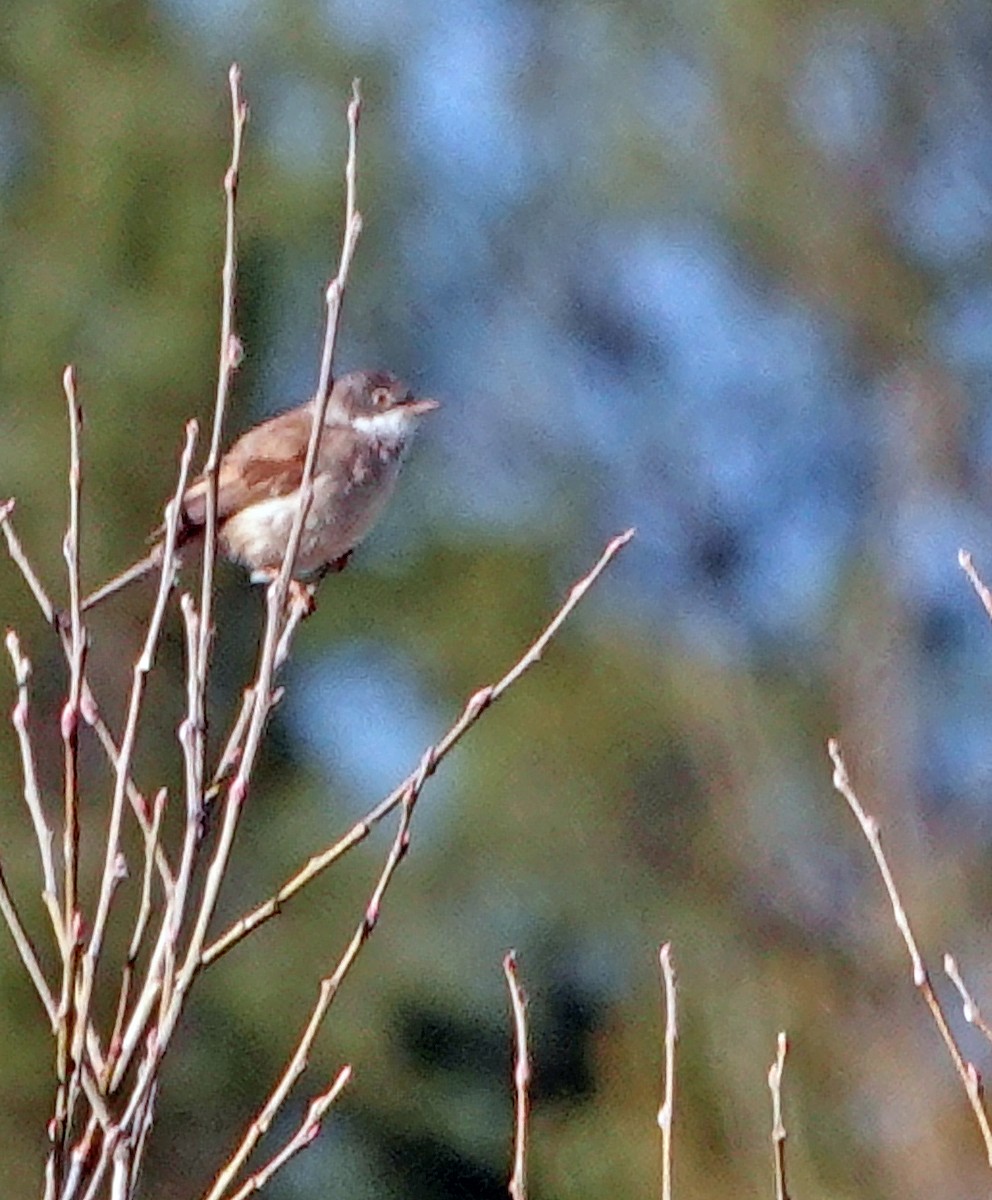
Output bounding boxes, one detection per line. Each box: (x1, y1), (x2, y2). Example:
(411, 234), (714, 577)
(403, 397), (440, 416)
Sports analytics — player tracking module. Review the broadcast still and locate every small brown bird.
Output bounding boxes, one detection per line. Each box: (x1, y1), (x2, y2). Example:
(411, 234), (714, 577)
(80, 369), (438, 612)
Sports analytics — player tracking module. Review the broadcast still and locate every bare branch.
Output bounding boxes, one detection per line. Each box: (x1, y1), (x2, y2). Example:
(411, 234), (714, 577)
(66, 420), (199, 1135)
(100, 70), (249, 1103)
(106, 787), (169, 1084)
(5, 631), (63, 942)
(105, 83), (366, 1140)
(55, 365), (86, 1165)
(959, 549), (992, 623)
(203, 528), (635, 965)
(657, 943), (676, 1200)
(193, 62), (249, 810)
(828, 738), (992, 1164)
(503, 951), (530, 1200)
(161, 83), (365, 1039)
(0, 857), (57, 1025)
(60, 365), (85, 979)
(1, 498), (57, 623)
(0, 505), (175, 895)
(203, 791), (413, 1200)
(944, 954), (992, 1050)
(225, 1067), (352, 1200)
(767, 1031), (789, 1200)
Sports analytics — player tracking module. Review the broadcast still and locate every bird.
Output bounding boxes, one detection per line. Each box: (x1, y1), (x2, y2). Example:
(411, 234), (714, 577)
(79, 369), (438, 614)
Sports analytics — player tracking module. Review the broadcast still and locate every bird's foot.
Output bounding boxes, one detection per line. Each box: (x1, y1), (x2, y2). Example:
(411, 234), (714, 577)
(252, 551), (353, 618)
(251, 569), (317, 617)
(288, 578), (319, 617)
(326, 550), (353, 574)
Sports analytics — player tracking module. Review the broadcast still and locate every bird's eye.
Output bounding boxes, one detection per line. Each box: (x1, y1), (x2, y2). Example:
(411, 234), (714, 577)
(372, 387), (391, 408)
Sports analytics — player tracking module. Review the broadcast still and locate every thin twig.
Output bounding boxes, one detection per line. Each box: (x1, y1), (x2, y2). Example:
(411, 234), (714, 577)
(767, 1031), (789, 1200)
(106, 787), (169, 1088)
(66, 420), (199, 1134)
(193, 62), (249, 814)
(60, 363), (85, 1016)
(944, 954), (992, 1049)
(123, 75), (250, 1094)
(199, 531), (635, 1197)
(828, 739), (992, 1164)
(55, 364), (86, 1170)
(203, 527), (636, 966)
(503, 951), (530, 1200)
(175, 79), (361, 987)
(103, 69), (248, 1097)
(169, 592), (208, 1012)
(203, 601), (301, 815)
(225, 1067), (352, 1200)
(5, 631), (63, 942)
(112, 83), (365, 1135)
(0, 857), (57, 1024)
(127, 1080), (157, 1197)
(0, 498), (56, 622)
(657, 943), (676, 1200)
(0, 503), (175, 894)
(959, 550), (992, 623)
(59, 1116), (94, 1200)
(203, 791), (414, 1200)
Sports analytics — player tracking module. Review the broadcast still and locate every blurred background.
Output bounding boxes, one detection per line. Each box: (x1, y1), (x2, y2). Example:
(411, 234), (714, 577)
(2, 0), (992, 1196)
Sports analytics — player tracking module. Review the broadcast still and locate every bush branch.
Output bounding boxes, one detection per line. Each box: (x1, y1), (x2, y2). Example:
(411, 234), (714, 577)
(828, 738), (992, 1165)
(203, 527), (636, 966)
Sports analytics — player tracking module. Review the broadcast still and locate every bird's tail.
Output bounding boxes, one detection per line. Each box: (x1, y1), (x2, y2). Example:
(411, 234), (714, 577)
(80, 543), (167, 613)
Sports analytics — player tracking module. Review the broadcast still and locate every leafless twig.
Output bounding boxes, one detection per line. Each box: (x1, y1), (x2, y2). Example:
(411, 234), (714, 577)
(226, 1067), (352, 1200)
(828, 738), (992, 1164)
(203, 788), (414, 1200)
(0, 60), (638, 1200)
(944, 955), (992, 1050)
(98, 66), (251, 1108)
(959, 550), (992, 623)
(203, 527), (636, 966)
(657, 943), (676, 1200)
(64, 419), (198, 1145)
(97, 79), (365, 1152)
(5, 631), (63, 944)
(0, 857), (56, 1025)
(503, 951), (530, 1200)
(0, 504), (175, 892)
(191, 63), (249, 813)
(58, 366), (85, 1148)
(767, 1031), (789, 1200)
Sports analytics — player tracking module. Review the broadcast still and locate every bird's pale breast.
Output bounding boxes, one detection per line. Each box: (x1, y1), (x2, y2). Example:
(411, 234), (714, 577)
(219, 452), (402, 576)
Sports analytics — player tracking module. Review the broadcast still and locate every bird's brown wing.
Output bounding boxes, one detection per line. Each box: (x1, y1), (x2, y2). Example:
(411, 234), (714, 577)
(179, 405), (315, 530)
(177, 406), (365, 533)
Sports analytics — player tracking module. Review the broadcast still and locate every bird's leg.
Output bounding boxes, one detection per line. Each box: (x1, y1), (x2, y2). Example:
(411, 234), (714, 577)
(288, 579), (318, 617)
(252, 550), (354, 618)
(290, 552), (353, 615)
(249, 568), (317, 617)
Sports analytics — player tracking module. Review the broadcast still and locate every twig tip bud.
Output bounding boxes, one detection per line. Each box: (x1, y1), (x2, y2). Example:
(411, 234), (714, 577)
(80, 691), (98, 725)
(60, 701), (79, 741)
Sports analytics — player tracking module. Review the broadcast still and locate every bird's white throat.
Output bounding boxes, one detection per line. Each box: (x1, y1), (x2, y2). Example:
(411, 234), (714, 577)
(349, 406), (417, 448)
